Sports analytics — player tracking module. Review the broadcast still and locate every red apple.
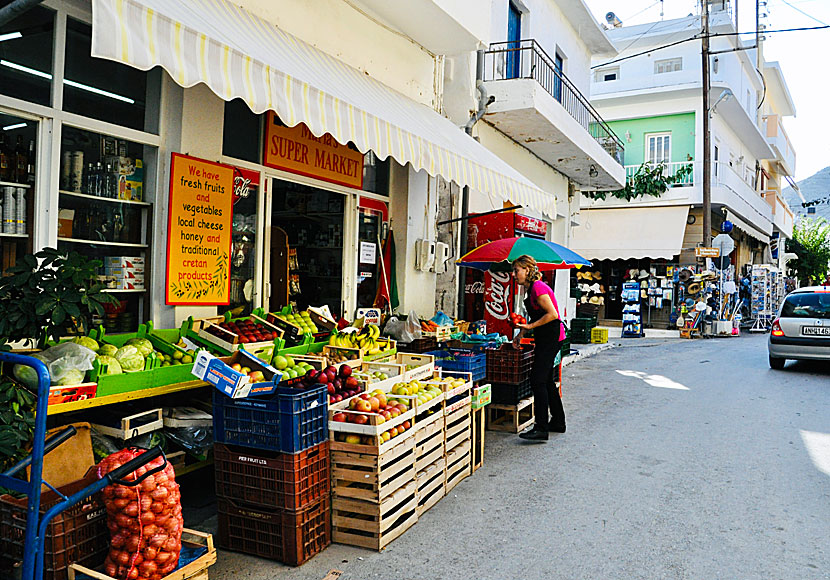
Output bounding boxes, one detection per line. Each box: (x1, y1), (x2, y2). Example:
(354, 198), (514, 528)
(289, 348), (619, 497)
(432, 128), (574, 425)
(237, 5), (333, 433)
(317, 373), (329, 384)
(368, 397), (380, 412)
(353, 414), (369, 425)
(327, 384), (336, 394)
(339, 365), (352, 378)
(332, 413), (347, 422)
(402, 420), (411, 430)
(345, 377), (358, 389)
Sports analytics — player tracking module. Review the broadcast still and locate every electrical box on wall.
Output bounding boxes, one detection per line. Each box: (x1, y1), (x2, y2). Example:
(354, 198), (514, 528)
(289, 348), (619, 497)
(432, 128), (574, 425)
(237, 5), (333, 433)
(415, 239), (435, 272)
(433, 242), (450, 273)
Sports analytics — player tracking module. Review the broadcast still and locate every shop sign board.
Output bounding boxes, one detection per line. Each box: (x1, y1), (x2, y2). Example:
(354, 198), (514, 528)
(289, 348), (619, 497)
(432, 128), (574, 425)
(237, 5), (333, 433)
(263, 112), (364, 189)
(514, 214), (547, 236)
(695, 247), (720, 258)
(166, 153), (234, 305)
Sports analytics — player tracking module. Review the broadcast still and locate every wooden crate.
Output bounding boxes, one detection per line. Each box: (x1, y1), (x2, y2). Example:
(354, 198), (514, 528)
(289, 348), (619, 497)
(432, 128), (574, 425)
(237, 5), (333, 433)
(414, 413), (444, 474)
(486, 397), (534, 433)
(331, 436), (416, 503)
(445, 404), (472, 452)
(69, 529), (216, 580)
(89, 408), (162, 440)
(415, 457), (446, 517)
(331, 480), (418, 551)
(471, 406), (485, 473)
(445, 439), (472, 494)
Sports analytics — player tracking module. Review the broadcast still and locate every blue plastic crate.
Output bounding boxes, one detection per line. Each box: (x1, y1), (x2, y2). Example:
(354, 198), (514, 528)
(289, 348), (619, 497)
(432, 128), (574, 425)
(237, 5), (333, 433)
(213, 385), (328, 453)
(425, 349), (486, 381)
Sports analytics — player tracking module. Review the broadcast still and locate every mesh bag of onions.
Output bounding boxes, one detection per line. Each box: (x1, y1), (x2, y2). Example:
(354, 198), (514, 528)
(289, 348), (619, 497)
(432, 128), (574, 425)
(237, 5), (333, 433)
(97, 448), (183, 580)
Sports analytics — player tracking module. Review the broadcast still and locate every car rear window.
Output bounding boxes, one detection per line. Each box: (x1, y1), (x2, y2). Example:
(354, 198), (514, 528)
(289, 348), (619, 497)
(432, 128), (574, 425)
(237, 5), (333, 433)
(781, 292), (830, 319)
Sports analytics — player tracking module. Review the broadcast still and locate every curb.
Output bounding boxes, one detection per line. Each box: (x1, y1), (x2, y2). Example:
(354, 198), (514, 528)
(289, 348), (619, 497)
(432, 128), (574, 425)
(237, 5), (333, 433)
(562, 342), (614, 368)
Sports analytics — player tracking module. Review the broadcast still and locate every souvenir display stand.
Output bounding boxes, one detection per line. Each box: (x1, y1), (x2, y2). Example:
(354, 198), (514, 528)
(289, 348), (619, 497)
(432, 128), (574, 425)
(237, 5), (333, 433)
(621, 282), (644, 338)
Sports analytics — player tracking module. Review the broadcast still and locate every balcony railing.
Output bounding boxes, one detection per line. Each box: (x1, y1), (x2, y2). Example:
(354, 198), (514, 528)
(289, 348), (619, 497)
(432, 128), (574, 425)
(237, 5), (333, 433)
(625, 162), (695, 187)
(484, 39), (624, 166)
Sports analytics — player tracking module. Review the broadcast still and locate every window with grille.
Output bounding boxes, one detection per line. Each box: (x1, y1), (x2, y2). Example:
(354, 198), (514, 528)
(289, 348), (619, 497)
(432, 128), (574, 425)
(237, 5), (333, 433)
(654, 58), (683, 74)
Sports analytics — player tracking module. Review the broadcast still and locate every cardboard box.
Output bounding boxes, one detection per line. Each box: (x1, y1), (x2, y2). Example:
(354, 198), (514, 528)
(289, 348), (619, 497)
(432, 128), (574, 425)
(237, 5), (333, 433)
(122, 159), (144, 201)
(58, 209), (75, 237)
(113, 278), (145, 290)
(104, 256), (145, 269)
(192, 349), (281, 399)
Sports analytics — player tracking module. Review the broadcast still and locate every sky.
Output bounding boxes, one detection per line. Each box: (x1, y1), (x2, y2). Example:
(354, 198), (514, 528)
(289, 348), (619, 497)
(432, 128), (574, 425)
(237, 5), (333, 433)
(584, 0), (830, 182)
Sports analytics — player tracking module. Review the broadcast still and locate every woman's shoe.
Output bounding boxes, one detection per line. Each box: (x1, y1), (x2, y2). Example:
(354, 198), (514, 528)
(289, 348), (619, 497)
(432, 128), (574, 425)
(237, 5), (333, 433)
(519, 428), (549, 441)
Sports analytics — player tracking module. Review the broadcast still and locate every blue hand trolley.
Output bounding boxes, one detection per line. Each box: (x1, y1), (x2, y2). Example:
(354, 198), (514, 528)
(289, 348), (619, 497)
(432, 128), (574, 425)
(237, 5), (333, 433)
(0, 352), (165, 580)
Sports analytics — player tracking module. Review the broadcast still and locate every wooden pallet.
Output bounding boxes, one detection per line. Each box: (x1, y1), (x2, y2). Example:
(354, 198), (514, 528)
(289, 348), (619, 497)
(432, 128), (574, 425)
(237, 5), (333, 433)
(415, 457), (446, 517)
(445, 404), (472, 451)
(69, 529), (216, 580)
(486, 397), (534, 433)
(414, 414), (445, 473)
(471, 406), (485, 473)
(445, 439), (472, 493)
(332, 480), (418, 551)
(331, 436), (416, 503)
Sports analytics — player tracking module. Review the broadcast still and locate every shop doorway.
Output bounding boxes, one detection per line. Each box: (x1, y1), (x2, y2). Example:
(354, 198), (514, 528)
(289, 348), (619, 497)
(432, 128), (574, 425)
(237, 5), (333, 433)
(356, 197), (389, 311)
(269, 179), (345, 318)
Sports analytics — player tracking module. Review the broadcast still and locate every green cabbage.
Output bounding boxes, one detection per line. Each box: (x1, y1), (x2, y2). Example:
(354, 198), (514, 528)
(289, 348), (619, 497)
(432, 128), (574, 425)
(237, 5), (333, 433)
(124, 337), (153, 358)
(115, 345), (145, 372)
(98, 344), (118, 357)
(55, 369), (86, 386)
(13, 354), (47, 388)
(72, 336), (100, 352)
(95, 355), (122, 375)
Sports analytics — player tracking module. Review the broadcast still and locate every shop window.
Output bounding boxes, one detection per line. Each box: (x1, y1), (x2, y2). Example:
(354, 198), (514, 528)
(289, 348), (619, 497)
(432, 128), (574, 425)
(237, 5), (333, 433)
(57, 125), (155, 332)
(0, 111), (37, 275)
(63, 18), (153, 132)
(0, 6), (55, 106)
(223, 99), (263, 164)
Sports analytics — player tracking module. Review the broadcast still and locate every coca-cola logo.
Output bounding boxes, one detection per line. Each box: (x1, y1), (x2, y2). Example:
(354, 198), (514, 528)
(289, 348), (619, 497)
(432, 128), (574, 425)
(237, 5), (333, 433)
(234, 175), (252, 199)
(485, 271), (511, 320)
(465, 281), (484, 294)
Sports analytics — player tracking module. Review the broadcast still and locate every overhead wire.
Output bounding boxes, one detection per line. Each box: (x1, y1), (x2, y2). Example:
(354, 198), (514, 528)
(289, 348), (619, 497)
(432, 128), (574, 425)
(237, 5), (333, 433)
(592, 25), (830, 69)
(775, 0), (829, 26)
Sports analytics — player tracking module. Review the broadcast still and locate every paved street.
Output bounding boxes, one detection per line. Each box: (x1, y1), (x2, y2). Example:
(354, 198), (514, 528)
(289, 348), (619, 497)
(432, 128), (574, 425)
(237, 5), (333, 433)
(194, 333), (830, 579)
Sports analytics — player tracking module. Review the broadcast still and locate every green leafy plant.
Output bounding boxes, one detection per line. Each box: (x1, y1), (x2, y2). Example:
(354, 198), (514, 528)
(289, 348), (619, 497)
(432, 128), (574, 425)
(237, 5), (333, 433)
(0, 377), (35, 475)
(787, 218), (830, 286)
(0, 248), (119, 349)
(584, 162), (693, 201)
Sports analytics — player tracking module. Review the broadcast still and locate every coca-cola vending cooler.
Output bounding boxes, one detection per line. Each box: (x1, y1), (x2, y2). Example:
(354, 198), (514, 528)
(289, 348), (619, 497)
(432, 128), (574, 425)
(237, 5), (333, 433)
(464, 212), (550, 338)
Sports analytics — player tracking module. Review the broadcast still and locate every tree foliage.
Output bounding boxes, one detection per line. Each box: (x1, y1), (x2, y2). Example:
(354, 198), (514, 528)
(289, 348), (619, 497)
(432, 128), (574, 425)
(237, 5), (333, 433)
(0, 248), (118, 349)
(787, 218), (830, 286)
(583, 162), (693, 202)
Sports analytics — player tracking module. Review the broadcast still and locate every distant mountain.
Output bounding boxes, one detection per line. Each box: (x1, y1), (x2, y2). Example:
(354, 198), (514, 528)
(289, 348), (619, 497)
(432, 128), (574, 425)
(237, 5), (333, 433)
(783, 166), (830, 222)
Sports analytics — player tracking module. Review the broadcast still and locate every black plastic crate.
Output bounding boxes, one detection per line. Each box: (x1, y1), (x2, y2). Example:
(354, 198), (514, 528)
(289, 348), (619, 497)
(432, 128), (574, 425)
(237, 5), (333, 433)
(490, 379), (533, 404)
(0, 473), (108, 580)
(485, 344), (534, 385)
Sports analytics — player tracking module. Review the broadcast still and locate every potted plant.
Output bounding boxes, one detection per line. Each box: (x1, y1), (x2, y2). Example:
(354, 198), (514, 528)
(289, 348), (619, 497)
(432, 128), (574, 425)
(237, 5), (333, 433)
(0, 248), (119, 350)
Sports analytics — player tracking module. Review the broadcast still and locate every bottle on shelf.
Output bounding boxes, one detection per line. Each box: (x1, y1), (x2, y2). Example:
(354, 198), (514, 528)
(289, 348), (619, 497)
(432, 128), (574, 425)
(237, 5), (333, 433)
(0, 134), (10, 182)
(26, 140), (35, 185)
(82, 163), (93, 195)
(14, 136), (27, 184)
(14, 188), (26, 234)
(94, 162), (103, 196)
(2, 186), (15, 233)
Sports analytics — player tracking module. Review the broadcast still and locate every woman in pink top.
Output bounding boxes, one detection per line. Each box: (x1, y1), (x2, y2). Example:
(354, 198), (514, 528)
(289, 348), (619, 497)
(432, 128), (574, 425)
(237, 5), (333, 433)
(511, 255), (566, 441)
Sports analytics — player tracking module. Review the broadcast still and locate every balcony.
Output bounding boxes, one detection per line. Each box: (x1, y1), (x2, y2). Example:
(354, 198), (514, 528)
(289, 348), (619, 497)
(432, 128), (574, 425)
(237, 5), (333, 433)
(762, 189), (795, 238)
(580, 160), (773, 237)
(348, 0), (487, 54)
(763, 115), (797, 178)
(482, 39), (626, 190)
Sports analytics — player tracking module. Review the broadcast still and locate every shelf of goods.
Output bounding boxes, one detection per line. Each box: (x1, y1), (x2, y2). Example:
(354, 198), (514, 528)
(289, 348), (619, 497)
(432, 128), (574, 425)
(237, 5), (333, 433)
(328, 370), (473, 550)
(621, 281), (644, 338)
(750, 265), (778, 332)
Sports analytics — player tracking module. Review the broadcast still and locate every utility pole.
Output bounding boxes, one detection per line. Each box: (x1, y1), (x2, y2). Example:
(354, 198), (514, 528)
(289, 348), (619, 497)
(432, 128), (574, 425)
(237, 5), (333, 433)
(701, 0), (712, 247)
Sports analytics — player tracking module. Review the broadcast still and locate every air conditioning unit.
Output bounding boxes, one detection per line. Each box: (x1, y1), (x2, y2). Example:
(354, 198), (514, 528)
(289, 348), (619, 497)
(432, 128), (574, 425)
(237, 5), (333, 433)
(432, 242), (450, 273)
(415, 239), (435, 272)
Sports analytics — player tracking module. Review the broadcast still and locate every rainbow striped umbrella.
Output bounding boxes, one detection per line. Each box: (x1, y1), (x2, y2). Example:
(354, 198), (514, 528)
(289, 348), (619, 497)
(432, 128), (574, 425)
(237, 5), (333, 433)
(457, 237), (591, 272)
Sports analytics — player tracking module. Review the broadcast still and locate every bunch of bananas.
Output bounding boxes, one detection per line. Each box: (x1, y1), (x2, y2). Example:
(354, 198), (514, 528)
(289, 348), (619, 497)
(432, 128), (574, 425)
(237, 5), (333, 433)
(328, 324), (392, 355)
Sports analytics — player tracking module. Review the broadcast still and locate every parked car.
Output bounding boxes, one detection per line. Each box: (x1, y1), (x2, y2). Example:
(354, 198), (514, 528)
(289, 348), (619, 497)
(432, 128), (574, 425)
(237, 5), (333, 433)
(768, 286), (830, 369)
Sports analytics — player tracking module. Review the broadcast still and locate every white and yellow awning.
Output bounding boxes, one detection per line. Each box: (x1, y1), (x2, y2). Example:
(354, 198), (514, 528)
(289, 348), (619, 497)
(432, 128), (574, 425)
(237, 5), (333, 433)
(91, 0), (555, 215)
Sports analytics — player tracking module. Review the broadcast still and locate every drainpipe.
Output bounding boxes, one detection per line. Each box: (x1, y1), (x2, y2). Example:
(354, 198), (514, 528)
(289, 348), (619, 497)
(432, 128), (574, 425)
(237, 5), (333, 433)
(457, 48), (495, 319)
(0, 0), (45, 27)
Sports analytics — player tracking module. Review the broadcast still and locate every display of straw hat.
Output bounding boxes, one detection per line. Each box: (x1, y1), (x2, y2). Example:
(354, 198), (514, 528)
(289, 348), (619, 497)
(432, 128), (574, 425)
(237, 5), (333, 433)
(686, 282), (702, 295)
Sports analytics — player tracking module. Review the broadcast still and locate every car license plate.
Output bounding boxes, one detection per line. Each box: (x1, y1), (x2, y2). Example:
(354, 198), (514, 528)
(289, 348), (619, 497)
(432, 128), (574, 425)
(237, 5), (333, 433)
(802, 326), (830, 336)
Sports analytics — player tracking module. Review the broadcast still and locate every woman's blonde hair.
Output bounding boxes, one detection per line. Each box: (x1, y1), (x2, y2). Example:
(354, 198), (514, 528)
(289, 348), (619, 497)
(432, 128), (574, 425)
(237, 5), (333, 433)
(512, 255), (542, 284)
